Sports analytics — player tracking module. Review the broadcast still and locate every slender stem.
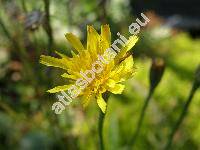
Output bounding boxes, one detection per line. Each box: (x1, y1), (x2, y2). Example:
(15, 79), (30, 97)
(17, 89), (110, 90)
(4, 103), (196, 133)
(98, 110), (105, 150)
(130, 88), (154, 146)
(164, 84), (198, 150)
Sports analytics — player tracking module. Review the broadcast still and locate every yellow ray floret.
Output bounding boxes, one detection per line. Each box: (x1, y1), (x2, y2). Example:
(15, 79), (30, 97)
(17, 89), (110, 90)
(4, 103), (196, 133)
(40, 25), (138, 113)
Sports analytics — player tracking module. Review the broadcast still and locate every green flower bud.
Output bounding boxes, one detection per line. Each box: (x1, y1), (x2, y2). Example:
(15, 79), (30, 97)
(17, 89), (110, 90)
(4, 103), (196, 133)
(149, 58), (165, 91)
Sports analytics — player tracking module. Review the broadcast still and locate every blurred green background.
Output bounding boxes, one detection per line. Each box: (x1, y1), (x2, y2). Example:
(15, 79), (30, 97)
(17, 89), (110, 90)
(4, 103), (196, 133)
(0, 0), (200, 149)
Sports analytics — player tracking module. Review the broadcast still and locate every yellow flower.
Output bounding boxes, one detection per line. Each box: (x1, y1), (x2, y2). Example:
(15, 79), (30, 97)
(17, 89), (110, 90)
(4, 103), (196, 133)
(40, 25), (138, 113)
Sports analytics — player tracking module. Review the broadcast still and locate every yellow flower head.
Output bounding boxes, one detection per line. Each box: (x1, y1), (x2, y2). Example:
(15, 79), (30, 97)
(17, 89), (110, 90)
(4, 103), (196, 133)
(40, 25), (138, 113)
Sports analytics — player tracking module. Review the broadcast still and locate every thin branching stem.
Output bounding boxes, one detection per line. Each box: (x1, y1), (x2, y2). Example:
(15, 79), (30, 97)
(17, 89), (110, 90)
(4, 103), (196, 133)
(164, 83), (198, 150)
(130, 87), (154, 146)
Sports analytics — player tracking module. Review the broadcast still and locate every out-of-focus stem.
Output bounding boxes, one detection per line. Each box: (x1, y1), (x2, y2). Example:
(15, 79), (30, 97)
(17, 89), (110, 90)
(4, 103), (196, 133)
(164, 84), (198, 150)
(130, 58), (165, 147)
(0, 17), (18, 49)
(43, 0), (54, 87)
(130, 87), (154, 146)
(0, 101), (16, 118)
(98, 0), (107, 23)
(21, 0), (27, 13)
(43, 0), (54, 53)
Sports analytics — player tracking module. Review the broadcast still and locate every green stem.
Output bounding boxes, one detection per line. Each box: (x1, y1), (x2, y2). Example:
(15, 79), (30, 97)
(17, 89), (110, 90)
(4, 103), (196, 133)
(98, 110), (105, 150)
(164, 84), (198, 150)
(130, 87), (154, 146)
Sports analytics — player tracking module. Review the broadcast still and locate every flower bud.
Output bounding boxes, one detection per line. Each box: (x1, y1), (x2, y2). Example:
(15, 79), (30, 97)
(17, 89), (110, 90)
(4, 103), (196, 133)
(149, 58), (165, 91)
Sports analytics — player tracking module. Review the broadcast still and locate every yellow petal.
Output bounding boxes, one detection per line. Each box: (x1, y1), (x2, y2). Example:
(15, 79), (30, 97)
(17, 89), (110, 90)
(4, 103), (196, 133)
(71, 50), (77, 57)
(55, 51), (70, 60)
(101, 25), (111, 45)
(115, 36), (138, 63)
(110, 55), (134, 82)
(106, 79), (116, 88)
(61, 73), (77, 80)
(122, 55), (134, 70)
(97, 94), (107, 113)
(87, 25), (100, 58)
(108, 84), (125, 94)
(65, 33), (85, 53)
(47, 85), (72, 93)
(40, 55), (68, 70)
